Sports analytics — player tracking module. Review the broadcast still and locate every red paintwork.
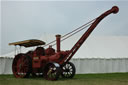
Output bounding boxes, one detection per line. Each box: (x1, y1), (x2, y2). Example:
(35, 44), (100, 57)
(45, 47), (55, 56)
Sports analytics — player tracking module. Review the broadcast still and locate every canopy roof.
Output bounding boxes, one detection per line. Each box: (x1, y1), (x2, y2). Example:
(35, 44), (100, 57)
(9, 39), (45, 47)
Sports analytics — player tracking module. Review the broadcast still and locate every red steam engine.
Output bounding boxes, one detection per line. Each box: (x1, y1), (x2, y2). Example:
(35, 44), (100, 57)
(9, 6), (119, 80)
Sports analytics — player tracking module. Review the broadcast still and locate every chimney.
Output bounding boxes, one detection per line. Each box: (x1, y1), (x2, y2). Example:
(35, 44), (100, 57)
(56, 34), (61, 52)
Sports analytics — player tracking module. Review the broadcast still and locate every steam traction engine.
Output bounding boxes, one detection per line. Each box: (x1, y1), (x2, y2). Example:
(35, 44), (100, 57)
(9, 6), (119, 80)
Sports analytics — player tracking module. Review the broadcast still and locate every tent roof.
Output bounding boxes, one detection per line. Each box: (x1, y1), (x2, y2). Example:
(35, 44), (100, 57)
(1, 35), (128, 59)
(61, 35), (128, 58)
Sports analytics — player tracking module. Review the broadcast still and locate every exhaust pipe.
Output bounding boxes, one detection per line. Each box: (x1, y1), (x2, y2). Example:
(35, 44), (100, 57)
(56, 34), (61, 52)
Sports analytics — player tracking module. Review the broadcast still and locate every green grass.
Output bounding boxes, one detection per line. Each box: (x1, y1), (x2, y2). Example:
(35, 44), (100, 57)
(0, 73), (128, 85)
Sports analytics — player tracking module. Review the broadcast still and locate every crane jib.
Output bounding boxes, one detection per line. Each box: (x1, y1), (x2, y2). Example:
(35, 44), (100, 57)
(64, 6), (119, 63)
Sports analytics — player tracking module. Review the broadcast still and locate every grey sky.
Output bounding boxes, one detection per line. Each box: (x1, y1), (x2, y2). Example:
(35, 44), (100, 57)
(1, 1), (128, 55)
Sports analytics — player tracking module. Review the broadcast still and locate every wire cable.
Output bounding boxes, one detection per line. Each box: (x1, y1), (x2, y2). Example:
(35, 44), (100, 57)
(43, 18), (96, 47)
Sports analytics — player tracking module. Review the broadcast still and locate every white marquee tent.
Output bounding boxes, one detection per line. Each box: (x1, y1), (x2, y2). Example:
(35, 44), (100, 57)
(0, 35), (128, 74)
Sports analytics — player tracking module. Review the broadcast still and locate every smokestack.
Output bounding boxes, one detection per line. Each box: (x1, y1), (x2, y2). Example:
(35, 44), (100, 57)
(56, 34), (61, 52)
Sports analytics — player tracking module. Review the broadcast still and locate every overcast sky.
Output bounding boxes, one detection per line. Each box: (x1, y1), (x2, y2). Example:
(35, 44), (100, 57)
(1, 0), (128, 55)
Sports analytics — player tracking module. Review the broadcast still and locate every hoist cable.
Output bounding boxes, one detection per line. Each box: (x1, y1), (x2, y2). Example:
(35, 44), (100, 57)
(61, 18), (96, 38)
(51, 22), (93, 46)
(43, 18), (96, 47)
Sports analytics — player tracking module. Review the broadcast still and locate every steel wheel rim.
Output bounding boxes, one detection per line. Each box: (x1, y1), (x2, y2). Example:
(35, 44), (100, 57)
(62, 64), (73, 77)
(61, 62), (76, 78)
(44, 63), (60, 80)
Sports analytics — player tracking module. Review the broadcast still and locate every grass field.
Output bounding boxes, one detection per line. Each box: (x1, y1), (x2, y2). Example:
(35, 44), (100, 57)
(0, 73), (128, 85)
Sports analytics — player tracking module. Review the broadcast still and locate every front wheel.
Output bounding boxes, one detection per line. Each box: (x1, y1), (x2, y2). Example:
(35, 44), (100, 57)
(61, 62), (76, 78)
(43, 62), (61, 80)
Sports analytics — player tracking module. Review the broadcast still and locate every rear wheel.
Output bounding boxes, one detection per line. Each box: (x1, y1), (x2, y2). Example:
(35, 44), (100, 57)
(61, 62), (76, 78)
(43, 62), (61, 80)
(12, 54), (32, 78)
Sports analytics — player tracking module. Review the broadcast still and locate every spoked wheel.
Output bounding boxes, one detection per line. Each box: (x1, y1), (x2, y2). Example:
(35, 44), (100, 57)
(61, 62), (76, 78)
(43, 62), (61, 80)
(12, 53), (32, 78)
